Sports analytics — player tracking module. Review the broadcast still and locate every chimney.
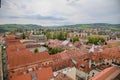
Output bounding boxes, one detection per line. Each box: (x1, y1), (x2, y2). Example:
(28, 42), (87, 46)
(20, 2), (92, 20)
(89, 59), (92, 68)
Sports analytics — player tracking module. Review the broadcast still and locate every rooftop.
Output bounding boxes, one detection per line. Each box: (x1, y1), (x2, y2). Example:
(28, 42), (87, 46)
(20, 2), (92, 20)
(89, 66), (120, 80)
(7, 49), (52, 69)
(10, 67), (53, 80)
(101, 46), (120, 61)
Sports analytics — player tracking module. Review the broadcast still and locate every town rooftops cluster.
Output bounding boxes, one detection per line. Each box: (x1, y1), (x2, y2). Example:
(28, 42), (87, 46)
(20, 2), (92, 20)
(89, 66), (120, 80)
(4, 34), (120, 80)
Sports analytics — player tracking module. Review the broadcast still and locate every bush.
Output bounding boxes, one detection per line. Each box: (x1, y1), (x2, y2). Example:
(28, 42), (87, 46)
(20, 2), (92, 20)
(70, 37), (79, 43)
(34, 48), (39, 53)
(48, 47), (64, 55)
(87, 36), (105, 45)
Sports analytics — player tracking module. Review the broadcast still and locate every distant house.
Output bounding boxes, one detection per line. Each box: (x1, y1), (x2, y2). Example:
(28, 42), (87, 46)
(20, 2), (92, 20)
(89, 66), (120, 80)
(15, 32), (23, 39)
(29, 35), (47, 42)
(106, 40), (120, 47)
(101, 46), (120, 66)
(68, 32), (80, 39)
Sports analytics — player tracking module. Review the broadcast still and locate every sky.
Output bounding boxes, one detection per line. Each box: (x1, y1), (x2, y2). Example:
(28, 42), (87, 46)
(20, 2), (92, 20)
(0, 0), (120, 26)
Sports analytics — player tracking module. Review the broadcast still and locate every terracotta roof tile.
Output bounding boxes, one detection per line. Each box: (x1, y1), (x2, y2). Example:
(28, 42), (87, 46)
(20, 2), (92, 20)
(101, 46), (120, 60)
(89, 66), (120, 80)
(10, 67), (53, 80)
(7, 51), (52, 69)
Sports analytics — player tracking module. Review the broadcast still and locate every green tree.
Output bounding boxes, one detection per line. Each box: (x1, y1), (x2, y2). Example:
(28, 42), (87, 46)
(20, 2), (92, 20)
(23, 33), (26, 39)
(53, 33), (58, 39)
(58, 32), (65, 40)
(70, 37), (79, 43)
(34, 48), (39, 53)
(98, 32), (106, 35)
(57, 32), (67, 40)
(46, 32), (52, 39)
(48, 47), (64, 55)
(46, 31), (68, 40)
(87, 36), (105, 45)
(10, 29), (17, 34)
(93, 32), (97, 35)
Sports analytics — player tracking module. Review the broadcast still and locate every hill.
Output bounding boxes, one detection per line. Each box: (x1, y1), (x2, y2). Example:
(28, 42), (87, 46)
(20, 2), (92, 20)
(58, 23), (120, 30)
(0, 24), (43, 33)
(0, 23), (120, 33)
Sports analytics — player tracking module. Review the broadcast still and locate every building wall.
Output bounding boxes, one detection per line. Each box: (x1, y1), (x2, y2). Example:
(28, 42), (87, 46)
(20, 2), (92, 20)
(29, 35), (47, 42)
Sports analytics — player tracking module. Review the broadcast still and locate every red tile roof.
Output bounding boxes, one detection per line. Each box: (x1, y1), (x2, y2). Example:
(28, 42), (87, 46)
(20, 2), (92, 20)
(10, 67), (53, 80)
(7, 43), (26, 52)
(6, 35), (52, 70)
(89, 66), (120, 80)
(6, 34), (15, 40)
(46, 39), (62, 48)
(7, 50), (52, 70)
(101, 46), (120, 61)
(51, 50), (87, 71)
(107, 40), (120, 45)
(52, 50), (86, 62)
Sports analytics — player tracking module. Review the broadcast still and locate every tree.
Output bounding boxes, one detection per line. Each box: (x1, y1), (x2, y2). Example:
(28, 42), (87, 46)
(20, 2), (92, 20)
(57, 32), (65, 40)
(98, 32), (105, 35)
(46, 31), (68, 40)
(34, 48), (39, 53)
(93, 32), (97, 35)
(57, 32), (68, 40)
(10, 29), (17, 34)
(46, 32), (52, 39)
(47, 47), (64, 55)
(87, 36), (105, 45)
(70, 37), (79, 43)
(22, 33), (26, 39)
(53, 33), (58, 39)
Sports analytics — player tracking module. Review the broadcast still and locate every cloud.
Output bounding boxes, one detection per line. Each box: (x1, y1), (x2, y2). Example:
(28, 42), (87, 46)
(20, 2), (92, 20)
(0, 0), (120, 25)
(0, 14), (66, 21)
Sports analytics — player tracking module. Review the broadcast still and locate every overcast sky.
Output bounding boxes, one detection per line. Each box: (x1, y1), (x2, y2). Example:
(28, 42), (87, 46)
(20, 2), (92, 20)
(0, 0), (120, 26)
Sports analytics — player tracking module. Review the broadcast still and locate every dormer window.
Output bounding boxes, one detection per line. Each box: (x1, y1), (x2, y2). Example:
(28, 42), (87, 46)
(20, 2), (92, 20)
(80, 64), (85, 68)
(28, 68), (33, 72)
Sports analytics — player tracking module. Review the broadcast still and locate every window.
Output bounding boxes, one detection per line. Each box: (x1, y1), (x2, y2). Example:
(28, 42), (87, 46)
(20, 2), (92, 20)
(106, 63), (109, 65)
(28, 68), (33, 72)
(80, 64), (85, 68)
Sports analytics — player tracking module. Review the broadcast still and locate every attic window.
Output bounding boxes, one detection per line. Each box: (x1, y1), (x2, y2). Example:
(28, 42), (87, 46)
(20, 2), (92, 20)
(80, 64), (85, 68)
(28, 68), (33, 72)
